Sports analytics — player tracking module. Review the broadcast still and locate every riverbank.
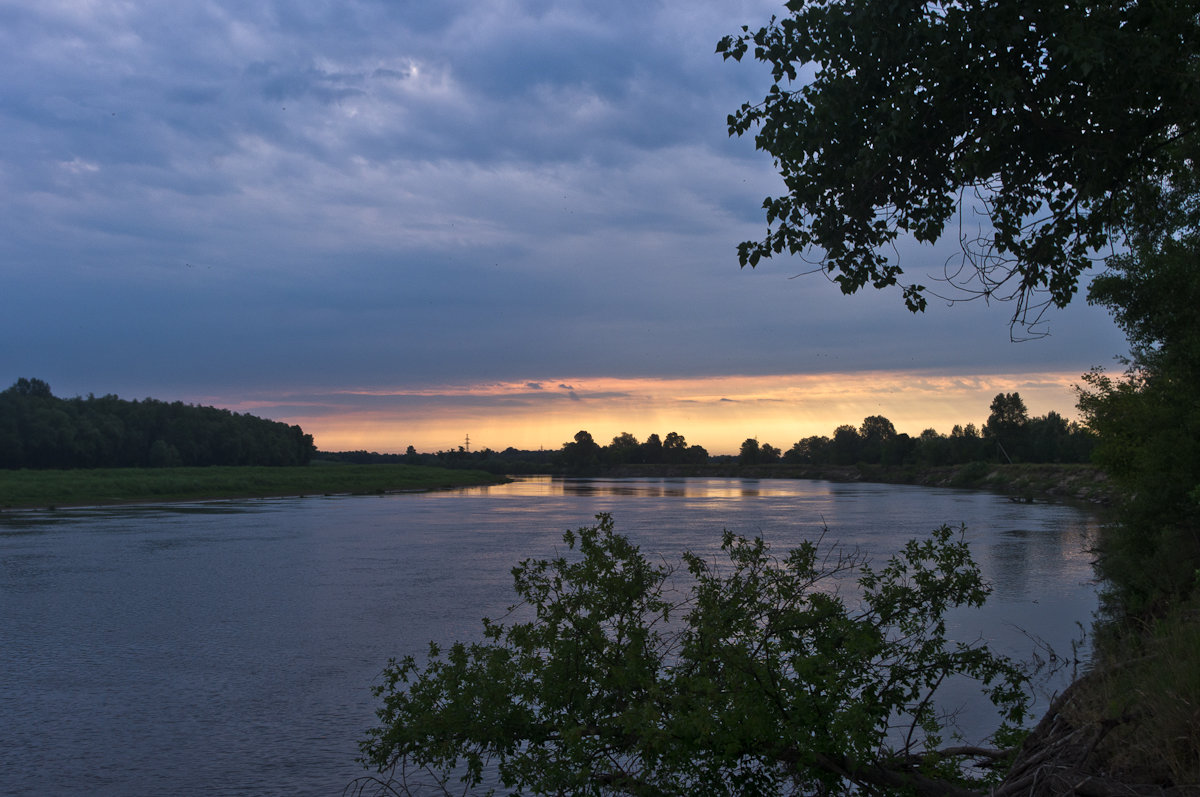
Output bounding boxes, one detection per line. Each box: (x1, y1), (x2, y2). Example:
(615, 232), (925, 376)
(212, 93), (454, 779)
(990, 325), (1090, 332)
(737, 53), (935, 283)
(0, 463), (510, 510)
(2, 462), (1112, 512)
(599, 462), (1115, 504)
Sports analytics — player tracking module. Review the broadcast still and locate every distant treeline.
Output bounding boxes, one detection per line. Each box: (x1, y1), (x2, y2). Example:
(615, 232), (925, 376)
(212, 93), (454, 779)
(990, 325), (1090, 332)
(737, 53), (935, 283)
(0, 378), (316, 469)
(321, 430), (711, 476)
(557, 430), (710, 473)
(319, 446), (557, 475)
(556, 395), (1092, 474)
(329, 392), (1094, 476)
(750, 393), (1095, 468)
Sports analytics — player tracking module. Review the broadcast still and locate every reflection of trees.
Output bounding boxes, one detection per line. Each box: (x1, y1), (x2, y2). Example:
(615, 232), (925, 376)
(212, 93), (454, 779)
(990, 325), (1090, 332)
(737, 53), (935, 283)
(559, 479), (690, 499)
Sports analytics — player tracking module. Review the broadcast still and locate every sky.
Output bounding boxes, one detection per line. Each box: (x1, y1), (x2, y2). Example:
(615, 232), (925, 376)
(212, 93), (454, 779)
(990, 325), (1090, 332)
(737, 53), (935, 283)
(0, 0), (1130, 455)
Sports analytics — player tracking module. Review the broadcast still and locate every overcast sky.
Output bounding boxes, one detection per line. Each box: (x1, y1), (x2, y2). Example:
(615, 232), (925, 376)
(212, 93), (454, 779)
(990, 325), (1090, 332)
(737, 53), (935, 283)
(0, 0), (1129, 453)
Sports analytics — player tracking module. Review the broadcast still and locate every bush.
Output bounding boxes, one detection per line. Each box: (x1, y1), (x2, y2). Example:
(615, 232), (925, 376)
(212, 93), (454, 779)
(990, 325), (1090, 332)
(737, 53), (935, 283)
(357, 515), (1028, 796)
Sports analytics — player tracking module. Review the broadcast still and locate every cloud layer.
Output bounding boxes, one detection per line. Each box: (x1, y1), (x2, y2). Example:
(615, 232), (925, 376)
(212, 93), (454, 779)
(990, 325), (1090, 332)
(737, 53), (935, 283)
(0, 1), (1127, 450)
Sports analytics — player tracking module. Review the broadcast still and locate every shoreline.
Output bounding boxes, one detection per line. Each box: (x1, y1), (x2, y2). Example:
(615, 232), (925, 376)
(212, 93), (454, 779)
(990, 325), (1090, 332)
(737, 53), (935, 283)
(2, 462), (1112, 513)
(0, 463), (511, 512)
(594, 462), (1115, 505)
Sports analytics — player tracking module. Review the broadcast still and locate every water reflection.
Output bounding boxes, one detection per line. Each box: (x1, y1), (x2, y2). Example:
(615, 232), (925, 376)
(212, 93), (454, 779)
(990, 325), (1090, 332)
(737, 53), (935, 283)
(0, 476), (1102, 796)
(425, 475), (844, 500)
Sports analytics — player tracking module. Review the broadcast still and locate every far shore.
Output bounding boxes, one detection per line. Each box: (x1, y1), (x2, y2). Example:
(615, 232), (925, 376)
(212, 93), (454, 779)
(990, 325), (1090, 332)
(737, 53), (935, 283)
(591, 461), (1114, 505)
(1, 460), (1112, 513)
(0, 463), (511, 512)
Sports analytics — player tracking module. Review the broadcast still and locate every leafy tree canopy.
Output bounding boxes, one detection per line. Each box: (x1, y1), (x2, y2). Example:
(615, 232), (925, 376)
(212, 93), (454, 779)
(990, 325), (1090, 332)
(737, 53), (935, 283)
(8, 377), (53, 398)
(719, 0), (1200, 326)
(1077, 171), (1200, 615)
(1090, 242), (1200, 372)
(610, 432), (640, 451)
(738, 436), (761, 464)
(359, 514), (1028, 797)
(859, 415), (898, 442)
(663, 431), (687, 451)
(984, 393), (1028, 435)
(0, 378), (316, 469)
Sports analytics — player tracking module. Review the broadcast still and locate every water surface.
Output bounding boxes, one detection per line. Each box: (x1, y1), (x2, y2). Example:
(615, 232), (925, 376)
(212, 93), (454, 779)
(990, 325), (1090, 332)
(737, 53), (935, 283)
(0, 477), (1100, 796)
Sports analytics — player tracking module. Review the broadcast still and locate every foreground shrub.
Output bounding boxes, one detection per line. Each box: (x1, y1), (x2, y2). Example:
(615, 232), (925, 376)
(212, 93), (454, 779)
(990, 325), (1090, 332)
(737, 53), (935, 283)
(356, 514), (1028, 796)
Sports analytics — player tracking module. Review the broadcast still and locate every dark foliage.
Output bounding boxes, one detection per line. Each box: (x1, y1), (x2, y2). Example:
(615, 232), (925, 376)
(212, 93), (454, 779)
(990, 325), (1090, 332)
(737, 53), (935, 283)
(1078, 175), (1200, 617)
(719, 0), (1200, 328)
(325, 399), (1090, 482)
(0, 379), (316, 469)
(319, 446), (558, 475)
(782, 401), (1093, 468)
(360, 514), (1028, 797)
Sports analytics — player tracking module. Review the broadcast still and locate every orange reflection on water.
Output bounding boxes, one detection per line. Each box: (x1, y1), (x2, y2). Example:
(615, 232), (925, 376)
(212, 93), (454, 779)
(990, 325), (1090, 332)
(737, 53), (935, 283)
(418, 475), (836, 501)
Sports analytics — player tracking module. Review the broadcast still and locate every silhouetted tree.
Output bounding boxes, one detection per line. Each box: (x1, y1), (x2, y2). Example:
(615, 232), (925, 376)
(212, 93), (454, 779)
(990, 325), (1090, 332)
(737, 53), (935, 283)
(830, 425), (861, 466)
(737, 438), (760, 465)
(718, 0), (1200, 324)
(784, 435), (829, 464)
(11, 377), (52, 399)
(662, 431), (689, 464)
(915, 428), (951, 466)
(560, 430), (602, 474)
(881, 433), (916, 467)
(608, 432), (642, 465)
(985, 393), (1030, 461)
(858, 415), (897, 464)
(641, 433), (664, 465)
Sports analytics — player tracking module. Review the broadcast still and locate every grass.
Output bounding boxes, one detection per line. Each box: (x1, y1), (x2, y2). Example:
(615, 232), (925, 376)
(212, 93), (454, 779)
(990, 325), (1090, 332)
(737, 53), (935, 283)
(0, 463), (510, 510)
(928, 462), (1114, 502)
(1070, 597), (1200, 787)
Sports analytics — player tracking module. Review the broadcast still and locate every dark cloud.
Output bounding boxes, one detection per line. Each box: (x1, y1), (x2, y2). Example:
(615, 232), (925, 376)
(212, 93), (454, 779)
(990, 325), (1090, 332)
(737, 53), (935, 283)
(0, 0), (1126, 411)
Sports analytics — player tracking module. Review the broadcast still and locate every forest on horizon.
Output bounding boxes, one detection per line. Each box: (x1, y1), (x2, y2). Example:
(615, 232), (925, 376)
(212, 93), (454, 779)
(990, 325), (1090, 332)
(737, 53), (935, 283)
(326, 392), (1096, 476)
(0, 377), (1094, 476)
(0, 378), (316, 469)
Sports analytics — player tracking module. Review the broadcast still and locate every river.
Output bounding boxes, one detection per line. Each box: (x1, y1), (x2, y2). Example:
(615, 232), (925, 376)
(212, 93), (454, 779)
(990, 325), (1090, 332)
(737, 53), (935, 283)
(0, 477), (1100, 796)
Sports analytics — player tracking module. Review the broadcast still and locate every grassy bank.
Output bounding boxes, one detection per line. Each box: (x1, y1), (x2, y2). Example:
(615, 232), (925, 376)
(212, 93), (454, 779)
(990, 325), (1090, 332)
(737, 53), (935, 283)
(0, 463), (510, 510)
(1005, 594), (1200, 794)
(852, 461), (1114, 503)
(600, 462), (1114, 504)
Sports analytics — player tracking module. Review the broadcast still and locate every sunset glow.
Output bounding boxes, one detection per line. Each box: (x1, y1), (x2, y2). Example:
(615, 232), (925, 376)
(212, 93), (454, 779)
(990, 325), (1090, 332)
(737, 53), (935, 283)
(234, 369), (1091, 455)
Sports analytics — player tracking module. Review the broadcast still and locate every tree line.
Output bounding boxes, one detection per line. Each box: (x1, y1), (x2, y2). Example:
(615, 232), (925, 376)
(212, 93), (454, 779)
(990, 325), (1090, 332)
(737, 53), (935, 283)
(322, 431), (713, 475)
(0, 378), (316, 469)
(331, 391), (1094, 477)
(550, 392), (1093, 475)
(320, 445), (557, 475)
(557, 430), (711, 473)
(745, 393), (1094, 468)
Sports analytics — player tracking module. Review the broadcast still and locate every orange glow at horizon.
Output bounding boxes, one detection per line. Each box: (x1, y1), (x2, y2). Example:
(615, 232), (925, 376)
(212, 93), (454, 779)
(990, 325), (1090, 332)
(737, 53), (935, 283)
(251, 370), (1090, 456)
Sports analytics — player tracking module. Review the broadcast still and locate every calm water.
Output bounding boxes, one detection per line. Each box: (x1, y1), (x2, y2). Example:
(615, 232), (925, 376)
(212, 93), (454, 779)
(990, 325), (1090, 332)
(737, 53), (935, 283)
(0, 477), (1101, 796)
